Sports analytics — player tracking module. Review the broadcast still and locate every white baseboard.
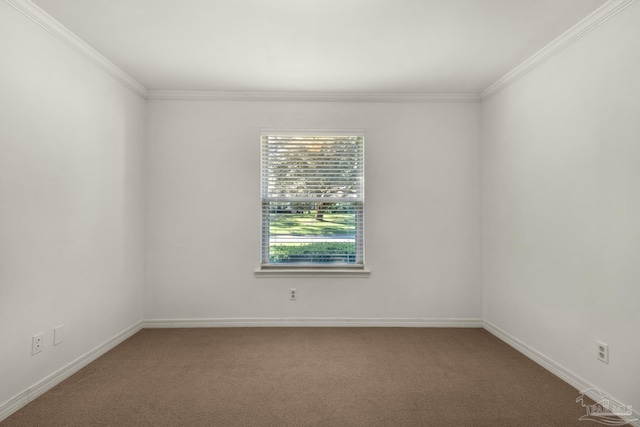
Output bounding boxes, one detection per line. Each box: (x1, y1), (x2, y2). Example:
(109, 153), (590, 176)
(0, 321), (143, 422)
(0, 390), (29, 424)
(483, 320), (639, 427)
(143, 317), (484, 328)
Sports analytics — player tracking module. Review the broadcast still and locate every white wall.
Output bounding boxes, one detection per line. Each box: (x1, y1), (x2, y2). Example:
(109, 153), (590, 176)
(481, 1), (640, 412)
(7, 0), (638, 418)
(0, 3), (146, 406)
(146, 100), (481, 321)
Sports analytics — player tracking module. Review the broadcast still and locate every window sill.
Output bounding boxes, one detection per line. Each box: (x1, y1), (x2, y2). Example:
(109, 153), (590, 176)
(254, 266), (371, 278)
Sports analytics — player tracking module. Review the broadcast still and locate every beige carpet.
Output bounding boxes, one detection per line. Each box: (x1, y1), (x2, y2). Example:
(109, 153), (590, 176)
(1, 328), (624, 426)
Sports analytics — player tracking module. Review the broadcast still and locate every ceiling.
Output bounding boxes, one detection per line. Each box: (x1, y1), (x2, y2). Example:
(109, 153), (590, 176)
(30, 0), (607, 94)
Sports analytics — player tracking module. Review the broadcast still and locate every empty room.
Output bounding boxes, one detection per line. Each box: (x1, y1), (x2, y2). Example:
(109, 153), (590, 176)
(1, 0), (638, 425)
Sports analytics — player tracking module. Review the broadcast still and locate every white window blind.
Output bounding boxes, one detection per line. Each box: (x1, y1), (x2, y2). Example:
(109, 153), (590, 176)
(261, 130), (365, 267)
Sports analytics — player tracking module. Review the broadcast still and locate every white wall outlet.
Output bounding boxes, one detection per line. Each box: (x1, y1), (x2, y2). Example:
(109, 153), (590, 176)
(597, 341), (609, 364)
(32, 333), (44, 355)
(290, 288), (297, 301)
(54, 325), (64, 345)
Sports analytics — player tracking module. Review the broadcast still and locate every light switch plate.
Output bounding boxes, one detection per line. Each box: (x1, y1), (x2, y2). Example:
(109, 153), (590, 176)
(54, 325), (64, 345)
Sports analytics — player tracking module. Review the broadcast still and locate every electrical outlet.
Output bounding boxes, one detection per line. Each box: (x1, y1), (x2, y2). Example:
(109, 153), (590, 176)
(54, 325), (64, 345)
(32, 333), (44, 355)
(597, 341), (609, 364)
(290, 288), (297, 301)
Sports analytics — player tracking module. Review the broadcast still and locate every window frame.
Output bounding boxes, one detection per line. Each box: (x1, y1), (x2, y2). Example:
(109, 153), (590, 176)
(256, 129), (369, 277)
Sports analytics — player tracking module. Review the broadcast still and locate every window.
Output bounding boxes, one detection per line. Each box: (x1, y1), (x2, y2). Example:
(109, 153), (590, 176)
(260, 130), (365, 270)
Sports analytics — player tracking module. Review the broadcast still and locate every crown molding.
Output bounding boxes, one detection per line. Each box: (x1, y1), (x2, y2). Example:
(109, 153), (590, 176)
(4, 0), (148, 98)
(481, 0), (638, 101)
(146, 90), (481, 103)
(8, 0), (636, 104)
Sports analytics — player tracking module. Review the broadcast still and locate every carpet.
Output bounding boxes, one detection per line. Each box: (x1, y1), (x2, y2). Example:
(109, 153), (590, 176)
(1, 327), (624, 426)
